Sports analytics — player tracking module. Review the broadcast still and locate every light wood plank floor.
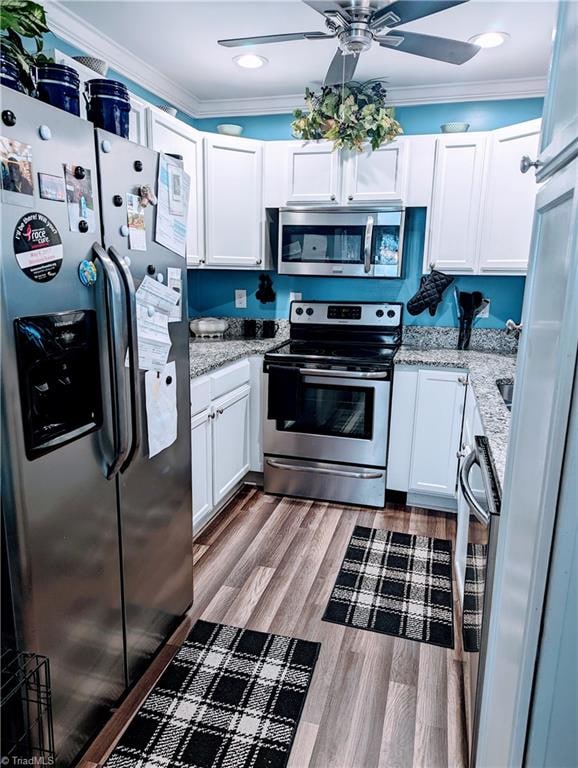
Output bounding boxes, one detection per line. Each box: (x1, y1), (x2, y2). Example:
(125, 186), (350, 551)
(80, 487), (468, 768)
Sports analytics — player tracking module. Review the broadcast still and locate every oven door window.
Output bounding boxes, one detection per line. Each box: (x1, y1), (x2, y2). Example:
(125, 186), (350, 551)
(277, 383), (374, 439)
(281, 225), (365, 265)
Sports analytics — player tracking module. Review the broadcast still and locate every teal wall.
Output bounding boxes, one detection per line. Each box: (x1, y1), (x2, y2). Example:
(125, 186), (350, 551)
(188, 208), (526, 328)
(42, 31), (540, 328)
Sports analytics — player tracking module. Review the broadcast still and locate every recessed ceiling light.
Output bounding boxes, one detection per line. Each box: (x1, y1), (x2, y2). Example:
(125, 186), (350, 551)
(234, 54), (268, 69)
(469, 31), (510, 49)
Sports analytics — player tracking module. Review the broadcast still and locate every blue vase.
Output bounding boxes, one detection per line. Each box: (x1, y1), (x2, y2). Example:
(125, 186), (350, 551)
(35, 63), (81, 116)
(85, 79), (131, 139)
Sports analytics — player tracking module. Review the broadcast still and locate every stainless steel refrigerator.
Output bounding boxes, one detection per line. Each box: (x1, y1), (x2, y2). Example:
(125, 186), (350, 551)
(1, 87), (193, 766)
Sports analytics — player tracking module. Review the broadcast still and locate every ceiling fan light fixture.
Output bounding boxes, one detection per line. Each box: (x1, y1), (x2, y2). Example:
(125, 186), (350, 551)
(468, 31), (510, 49)
(233, 53), (268, 69)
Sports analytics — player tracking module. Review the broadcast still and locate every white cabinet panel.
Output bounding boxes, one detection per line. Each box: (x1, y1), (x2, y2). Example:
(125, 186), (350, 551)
(286, 141), (340, 203)
(212, 385), (251, 505)
(128, 95), (148, 146)
(405, 135), (436, 207)
(387, 367), (418, 492)
(147, 108), (205, 266)
(204, 135), (263, 267)
(479, 120), (541, 273)
(343, 139), (407, 203)
(249, 356), (264, 472)
(427, 134), (487, 273)
(191, 409), (213, 531)
(409, 369), (466, 496)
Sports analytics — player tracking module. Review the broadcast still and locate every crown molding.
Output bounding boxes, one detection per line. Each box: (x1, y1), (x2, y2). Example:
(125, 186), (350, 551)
(195, 77), (547, 117)
(44, 1), (546, 120)
(45, 0), (201, 117)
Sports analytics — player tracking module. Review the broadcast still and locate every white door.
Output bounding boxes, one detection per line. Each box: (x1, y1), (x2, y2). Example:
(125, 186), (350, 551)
(342, 139), (408, 203)
(427, 134), (487, 273)
(204, 135), (263, 267)
(478, 120), (541, 273)
(191, 409), (213, 532)
(408, 369), (467, 496)
(212, 385), (251, 504)
(286, 141), (341, 203)
(147, 107), (205, 266)
(128, 95), (148, 146)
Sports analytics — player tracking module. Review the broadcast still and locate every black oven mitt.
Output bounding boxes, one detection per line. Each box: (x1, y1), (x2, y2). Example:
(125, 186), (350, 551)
(406, 270), (454, 317)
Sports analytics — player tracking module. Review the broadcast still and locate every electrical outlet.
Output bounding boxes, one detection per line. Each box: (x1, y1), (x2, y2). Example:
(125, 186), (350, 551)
(478, 300), (490, 319)
(289, 292), (302, 302)
(235, 289), (247, 309)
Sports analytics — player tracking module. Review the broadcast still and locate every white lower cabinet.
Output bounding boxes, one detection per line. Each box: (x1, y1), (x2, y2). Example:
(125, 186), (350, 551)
(388, 366), (467, 505)
(212, 385), (251, 505)
(191, 409), (213, 527)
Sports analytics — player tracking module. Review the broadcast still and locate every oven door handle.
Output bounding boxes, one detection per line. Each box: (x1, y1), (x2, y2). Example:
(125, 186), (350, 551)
(266, 459), (383, 480)
(460, 450), (490, 526)
(363, 215), (375, 274)
(298, 368), (389, 380)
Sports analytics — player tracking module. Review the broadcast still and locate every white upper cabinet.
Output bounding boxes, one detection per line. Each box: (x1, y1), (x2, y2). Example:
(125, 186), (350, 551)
(342, 139), (408, 203)
(286, 141), (341, 203)
(478, 119), (541, 273)
(128, 95), (148, 146)
(204, 134), (264, 268)
(147, 107), (205, 266)
(427, 133), (487, 273)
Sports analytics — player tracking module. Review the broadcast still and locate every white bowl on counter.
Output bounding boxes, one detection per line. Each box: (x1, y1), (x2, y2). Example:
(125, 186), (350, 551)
(190, 318), (229, 336)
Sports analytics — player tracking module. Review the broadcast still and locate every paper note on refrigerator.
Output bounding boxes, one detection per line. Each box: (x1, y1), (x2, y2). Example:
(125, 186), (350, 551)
(154, 153), (190, 258)
(136, 274), (180, 314)
(145, 361), (177, 458)
(134, 303), (171, 372)
(167, 267), (182, 323)
(126, 192), (147, 250)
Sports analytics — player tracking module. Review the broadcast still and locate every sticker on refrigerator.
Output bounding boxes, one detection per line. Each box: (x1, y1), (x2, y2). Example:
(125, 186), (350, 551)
(126, 192), (147, 250)
(13, 212), (63, 283)
(64, 164), (96, 233)
(1, 137), (34, 205)
(38, 172), (66, 202)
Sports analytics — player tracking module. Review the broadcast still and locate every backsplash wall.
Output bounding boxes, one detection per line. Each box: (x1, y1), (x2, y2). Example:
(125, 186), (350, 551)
(188, 208), (526, 329)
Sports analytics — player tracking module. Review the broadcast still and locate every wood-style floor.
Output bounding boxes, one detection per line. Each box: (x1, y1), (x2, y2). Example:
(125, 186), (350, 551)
(79, 487), (468, 768)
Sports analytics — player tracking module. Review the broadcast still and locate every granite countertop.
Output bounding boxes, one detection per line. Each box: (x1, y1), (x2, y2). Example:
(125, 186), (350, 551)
(396, 346), (516, 490)
(188, 333), (515, 491)
(188, 332), (289, 379)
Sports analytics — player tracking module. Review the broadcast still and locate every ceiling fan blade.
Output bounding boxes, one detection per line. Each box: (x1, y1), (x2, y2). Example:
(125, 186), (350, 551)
(218, 31), (333, 47)
(324, 49), (359, 86)
(371, 0), (469, 30)
(378, 30), (479, 64)
(303, 1), (352, 20)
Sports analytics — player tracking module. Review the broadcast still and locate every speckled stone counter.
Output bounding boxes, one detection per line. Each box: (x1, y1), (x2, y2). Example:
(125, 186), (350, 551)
(188, 332), (289, 379)
(396, 346), (516, 490)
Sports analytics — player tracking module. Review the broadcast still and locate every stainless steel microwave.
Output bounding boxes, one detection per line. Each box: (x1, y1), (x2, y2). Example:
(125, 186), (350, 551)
(275, 207), (405, 278)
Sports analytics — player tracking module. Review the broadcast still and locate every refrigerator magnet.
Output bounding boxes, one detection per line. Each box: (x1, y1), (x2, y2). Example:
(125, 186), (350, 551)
(64, 164), (96, 233)
(13, 212), (63, 283)
(38, 172), (66, 202)
(78, 259), (97, 287)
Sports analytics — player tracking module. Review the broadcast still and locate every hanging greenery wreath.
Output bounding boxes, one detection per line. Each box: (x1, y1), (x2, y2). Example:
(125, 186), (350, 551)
(291, 79), (402, 152)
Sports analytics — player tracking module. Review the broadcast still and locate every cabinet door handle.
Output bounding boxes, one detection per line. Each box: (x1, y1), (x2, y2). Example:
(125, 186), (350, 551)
(330, 194), (336, 201)
(458, 376), (468, 385)
(348, 194), (353, 201)
(256, 258), (262, 264)
(216, 408), (224, 415)
(520, 155), (542, 174)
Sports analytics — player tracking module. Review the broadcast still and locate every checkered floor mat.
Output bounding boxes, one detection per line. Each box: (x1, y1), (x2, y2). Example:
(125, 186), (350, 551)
(323, 526), (454, 648)
(105, 620), (320, 768)
(463, 543), (487, 653)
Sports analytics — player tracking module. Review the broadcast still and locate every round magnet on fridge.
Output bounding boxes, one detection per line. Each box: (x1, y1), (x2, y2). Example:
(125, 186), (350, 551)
(78, 259), (97, 287)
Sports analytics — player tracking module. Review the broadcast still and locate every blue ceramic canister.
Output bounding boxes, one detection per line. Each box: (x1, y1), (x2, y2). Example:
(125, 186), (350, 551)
(35, 63), (81, 116)
(85, 78), (131, 138)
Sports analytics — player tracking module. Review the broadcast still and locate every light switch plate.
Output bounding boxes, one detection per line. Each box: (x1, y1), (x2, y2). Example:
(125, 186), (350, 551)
(478, 300), (490, 318)
(235, 289), (247, 309)
(289, 292), (302, 302)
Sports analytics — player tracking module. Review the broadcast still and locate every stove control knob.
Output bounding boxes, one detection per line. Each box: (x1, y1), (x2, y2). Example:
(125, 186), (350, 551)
(295, 307), (304, 316)
(306, 307), (314, 316)
(387, 309), (396, 318)
(376, 309), (384, 318)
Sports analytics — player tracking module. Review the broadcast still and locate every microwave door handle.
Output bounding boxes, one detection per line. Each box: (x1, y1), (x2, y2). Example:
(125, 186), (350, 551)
(363, 215), (374, 274)
(107, 245), (141, 471)
(460, 450), (491, 526)
(92, 243), (130, 479)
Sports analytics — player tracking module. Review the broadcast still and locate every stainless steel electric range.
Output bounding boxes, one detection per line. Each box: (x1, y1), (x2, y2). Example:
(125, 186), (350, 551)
(263, 300), (403, 507)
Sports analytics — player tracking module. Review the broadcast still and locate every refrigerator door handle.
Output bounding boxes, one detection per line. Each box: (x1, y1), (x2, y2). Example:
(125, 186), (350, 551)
(107, 246), (142, 471)
(92, 242), (131, 478)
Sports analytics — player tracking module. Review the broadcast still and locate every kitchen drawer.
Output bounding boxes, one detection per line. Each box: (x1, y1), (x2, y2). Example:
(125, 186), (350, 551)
(190, 374), (211, 417)
(211, 359), (250, 400)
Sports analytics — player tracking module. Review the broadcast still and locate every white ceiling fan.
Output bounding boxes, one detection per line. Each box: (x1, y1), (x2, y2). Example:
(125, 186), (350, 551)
(218, 0), (480, 86)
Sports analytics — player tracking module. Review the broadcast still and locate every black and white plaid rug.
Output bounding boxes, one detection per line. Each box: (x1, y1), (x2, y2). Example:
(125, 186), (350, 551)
(105, 620), (320, 768)
(323, 526), (454, 648)
(463, 543), (487, 653)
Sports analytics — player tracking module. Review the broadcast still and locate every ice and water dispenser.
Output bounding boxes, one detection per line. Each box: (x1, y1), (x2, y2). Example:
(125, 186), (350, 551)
(14, 311), (102, 459)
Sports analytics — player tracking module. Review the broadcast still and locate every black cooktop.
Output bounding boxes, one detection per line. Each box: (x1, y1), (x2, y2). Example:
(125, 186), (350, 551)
(265, 339), (398, 367)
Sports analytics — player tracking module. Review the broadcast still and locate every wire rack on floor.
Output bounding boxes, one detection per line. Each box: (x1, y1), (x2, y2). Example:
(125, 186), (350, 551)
(0, 650), (55, 764)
